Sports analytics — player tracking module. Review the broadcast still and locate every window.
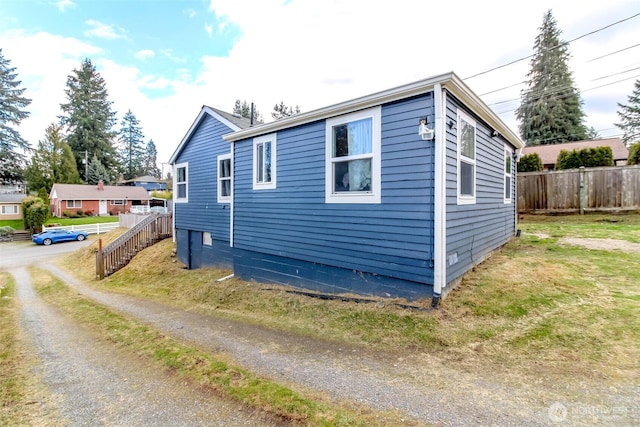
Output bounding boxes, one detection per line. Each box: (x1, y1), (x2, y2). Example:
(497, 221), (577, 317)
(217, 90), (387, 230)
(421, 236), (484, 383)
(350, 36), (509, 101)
(66, 200), (82, 208)
(110, 200), (125, 205)
(504, 145), (513, 203)
(457, 110), (476, 205)
(1, 205), (18, 215)
(217, 153), (232, 203)
(203, 231), (212, 246)
(325, 106), (381, 204)
(253, 134), (276, 190)
(175, 163), (188, 202)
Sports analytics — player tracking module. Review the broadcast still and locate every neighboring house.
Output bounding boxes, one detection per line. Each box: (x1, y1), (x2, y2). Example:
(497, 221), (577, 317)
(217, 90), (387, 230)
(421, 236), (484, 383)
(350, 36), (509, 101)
(522, 137), (629, 170)
(0, 181), (26, 194)
(170, 72), (524, 303)
(118, 175), (168, 193)
(0, 194), (25, 220)
(50, 181), (151, 217)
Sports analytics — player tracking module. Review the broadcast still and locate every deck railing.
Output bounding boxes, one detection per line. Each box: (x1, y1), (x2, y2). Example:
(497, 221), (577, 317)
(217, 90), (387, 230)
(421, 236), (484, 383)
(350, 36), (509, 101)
(96, 213), (172, 279)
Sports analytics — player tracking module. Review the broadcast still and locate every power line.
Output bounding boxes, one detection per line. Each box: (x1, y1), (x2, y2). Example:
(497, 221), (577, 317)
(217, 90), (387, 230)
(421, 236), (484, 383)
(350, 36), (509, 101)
(587, 43), (640, 62)
(465, 12), (640, 80)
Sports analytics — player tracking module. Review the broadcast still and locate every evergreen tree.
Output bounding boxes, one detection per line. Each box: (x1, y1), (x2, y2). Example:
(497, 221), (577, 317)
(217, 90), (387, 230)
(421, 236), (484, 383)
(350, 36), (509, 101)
(86, 154), (110, 184)
(271, 101), (301, 120)
(118, 109), (145, 179)
(627, 142), (640, 165)
(516, 10), (588, 146)
(616, 79), (640, 146)
(141, 139), (161, 178)
(233, 99), (262, 123)
(517, 153), (543, 172)
(25, 124), (81, 193)
(0, 48), (32, 183)
(59, 58), (118, 182)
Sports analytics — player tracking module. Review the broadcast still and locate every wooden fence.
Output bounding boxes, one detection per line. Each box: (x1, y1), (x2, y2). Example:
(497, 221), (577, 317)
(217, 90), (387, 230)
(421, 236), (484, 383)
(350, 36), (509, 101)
(96, 213), (172, 279)
(518, 165), (640, 214)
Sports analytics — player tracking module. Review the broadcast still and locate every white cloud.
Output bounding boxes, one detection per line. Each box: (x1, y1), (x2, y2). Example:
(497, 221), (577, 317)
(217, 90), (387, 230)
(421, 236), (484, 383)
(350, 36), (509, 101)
(55, 0), (75, 12)
(204, 24), (213, 37)
(84, 19), (124, 40)
(135, 49), (155, 60)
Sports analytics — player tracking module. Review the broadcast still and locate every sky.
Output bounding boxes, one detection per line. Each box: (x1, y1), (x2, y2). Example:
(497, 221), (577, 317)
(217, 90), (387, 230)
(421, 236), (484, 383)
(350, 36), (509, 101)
(1, 0), (639, 174)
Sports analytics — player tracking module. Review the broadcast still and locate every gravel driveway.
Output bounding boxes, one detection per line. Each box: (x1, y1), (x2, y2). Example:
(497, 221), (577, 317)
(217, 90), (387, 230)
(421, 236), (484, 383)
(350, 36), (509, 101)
(6, 258), (638, 426)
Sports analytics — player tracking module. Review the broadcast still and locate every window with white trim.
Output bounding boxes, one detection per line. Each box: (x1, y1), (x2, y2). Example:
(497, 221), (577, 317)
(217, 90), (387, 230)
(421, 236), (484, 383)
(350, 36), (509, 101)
(325, 106), (381, 204)
(66, 200), (82, 208)
(253, 134), (276, 190)
(457, 110), (476, 205)
(203, 231), (212, 246)
(110, 200), (125, 205)
(1, 205), (18, 215)
(217, 153), (232, 203)
(504, 145), (513, 203)
(175, 163), (188, 202)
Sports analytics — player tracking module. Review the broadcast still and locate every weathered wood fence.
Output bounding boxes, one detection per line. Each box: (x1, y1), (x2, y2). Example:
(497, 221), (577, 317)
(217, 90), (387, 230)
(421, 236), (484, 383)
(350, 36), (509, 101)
(518, 165), (640, 214)
(96, 213), (172, 279)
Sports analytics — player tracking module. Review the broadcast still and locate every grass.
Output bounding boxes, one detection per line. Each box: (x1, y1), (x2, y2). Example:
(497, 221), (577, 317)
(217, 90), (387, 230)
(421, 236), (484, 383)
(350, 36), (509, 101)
(59, 213), (640, 385)
(0, 216), (119, 231)
(29, 268), (415, 426)
(0, 273), (22, 425)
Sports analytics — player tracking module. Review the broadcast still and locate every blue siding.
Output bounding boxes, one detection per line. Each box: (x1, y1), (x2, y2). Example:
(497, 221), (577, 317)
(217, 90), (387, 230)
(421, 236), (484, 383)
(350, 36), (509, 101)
(233, 95), (436, 296)
(444, 94), (516, 285)
(174, 113), (235, 269)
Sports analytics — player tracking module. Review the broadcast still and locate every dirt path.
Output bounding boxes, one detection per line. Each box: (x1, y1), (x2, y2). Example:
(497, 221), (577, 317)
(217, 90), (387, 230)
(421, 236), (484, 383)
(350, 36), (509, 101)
(38, 264), (639, 426)
(11, 266), (276, 426)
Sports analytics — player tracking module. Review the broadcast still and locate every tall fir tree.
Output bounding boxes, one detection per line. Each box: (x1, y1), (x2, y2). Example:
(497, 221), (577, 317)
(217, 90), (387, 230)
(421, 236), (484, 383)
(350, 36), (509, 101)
(25, 123), (81, 193)
(0, 48), (32, 184)
(616, 79), (640, 146)
(118, 109), (145, 179)
(86, 154), (110, 185)
(233, 99), (262, 123)
(271, 101), (301, 120)
(59, 58), (118, 182)
(516, 10), (588, 146)
(141, 139), (161, 178)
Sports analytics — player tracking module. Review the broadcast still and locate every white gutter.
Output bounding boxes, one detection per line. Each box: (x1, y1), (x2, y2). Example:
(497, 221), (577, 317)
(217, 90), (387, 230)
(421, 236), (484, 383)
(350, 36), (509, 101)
(230, 143), (235, 247)
(432, 84), (447, 306)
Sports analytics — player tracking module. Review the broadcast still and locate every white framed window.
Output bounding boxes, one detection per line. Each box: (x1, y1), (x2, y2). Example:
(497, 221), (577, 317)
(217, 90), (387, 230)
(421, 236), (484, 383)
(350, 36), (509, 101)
(175, 162), (188, 202)
(110, 200), (125, 205)
(253, 134), (276, 190)
(457, 110), (476, 205)
(1, 205), (18, 215)
(325, 106), (381, 204)
(217, 153), (232, 203)
(203, 231), (212, 246)
(66, 200), (82, 208)
(504, 145), (513, 204)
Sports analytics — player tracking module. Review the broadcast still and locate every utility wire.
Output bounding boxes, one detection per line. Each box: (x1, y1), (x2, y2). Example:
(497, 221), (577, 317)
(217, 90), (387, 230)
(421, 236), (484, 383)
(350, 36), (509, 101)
(465, 12), (640, 80)
(587, 43), (640, 62)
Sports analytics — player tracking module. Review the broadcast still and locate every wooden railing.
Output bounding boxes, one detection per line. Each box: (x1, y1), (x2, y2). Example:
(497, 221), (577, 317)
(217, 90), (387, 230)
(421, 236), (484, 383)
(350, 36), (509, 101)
(96, 213), (172, 279)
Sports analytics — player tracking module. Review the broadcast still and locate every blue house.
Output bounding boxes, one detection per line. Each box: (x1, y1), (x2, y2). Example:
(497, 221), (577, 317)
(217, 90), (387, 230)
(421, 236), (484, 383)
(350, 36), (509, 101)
(170, 72), (524, 304)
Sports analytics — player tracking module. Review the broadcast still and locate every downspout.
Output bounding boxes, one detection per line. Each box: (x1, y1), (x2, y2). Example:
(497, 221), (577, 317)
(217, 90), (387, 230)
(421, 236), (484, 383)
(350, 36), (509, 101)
(171, 164), (176, 243)
(230, 143), (235, 247)
(432, 84), (447, 308)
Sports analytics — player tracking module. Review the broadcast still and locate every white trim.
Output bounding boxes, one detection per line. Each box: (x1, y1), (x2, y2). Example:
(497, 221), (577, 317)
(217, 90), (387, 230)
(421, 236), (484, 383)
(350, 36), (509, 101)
(325, 106), (381, 204)
(0, 205), (19, 215)
(223, 72), (524, 151)
(66, 200), (82, 208)
(433, 85), (446, 298)
(174, 162), (188, 203)
(217, 153), (232, 203)
(230, 143), (235, 247)
(252, 133), (277, 190)
(203, 231), (213, 246)
(504, 144), (513, 204)
(456, 110), (477, 205)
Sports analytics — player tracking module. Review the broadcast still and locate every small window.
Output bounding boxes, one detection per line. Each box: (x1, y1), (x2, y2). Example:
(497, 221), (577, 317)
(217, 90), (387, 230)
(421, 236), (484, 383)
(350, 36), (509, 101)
(110, 200), (125, 205)
(203, 231), (212, 246)
(253, 134), (276, 190)
(175, 162), (188, 202)
(457, 110), (476, 205)
(217, 153), (232, 203)
(1, 205), (18, 215)
(66, 200), (82, 208)
(325, 106), (381, 204)
(504, 145), (513, 203)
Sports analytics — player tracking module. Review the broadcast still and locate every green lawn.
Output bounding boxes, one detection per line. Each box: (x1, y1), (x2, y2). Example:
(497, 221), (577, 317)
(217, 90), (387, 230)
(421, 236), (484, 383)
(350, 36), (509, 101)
(0, 216), (119, 231)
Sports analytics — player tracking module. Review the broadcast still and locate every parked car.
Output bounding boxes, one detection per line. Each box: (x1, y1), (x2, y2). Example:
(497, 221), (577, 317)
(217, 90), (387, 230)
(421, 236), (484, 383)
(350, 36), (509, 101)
(32, 229), (89, 246)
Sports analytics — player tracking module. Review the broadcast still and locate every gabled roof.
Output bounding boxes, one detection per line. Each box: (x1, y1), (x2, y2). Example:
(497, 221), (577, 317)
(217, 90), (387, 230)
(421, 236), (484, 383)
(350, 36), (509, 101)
(0, 194), (26, 204)
(222, 71), (525, 150)
(50, 183), (151, 200)
(522, 138), (629, 165)
(169, 106), (254, 164)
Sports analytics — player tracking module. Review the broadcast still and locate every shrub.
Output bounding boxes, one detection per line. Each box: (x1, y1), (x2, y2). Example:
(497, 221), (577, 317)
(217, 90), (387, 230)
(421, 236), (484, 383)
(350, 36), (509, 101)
(517, 153), (543, 172)
(0, 226), (15, 237)
(627, 142), (640, 165)
(556, 146), (614, 170)
(63, 210), (73, 217)
(76, 209), (84, 216)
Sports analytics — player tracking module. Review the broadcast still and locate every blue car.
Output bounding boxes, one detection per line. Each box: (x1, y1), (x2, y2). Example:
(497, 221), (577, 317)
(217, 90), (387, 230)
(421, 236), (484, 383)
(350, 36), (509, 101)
(32, 229), (89, 246)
